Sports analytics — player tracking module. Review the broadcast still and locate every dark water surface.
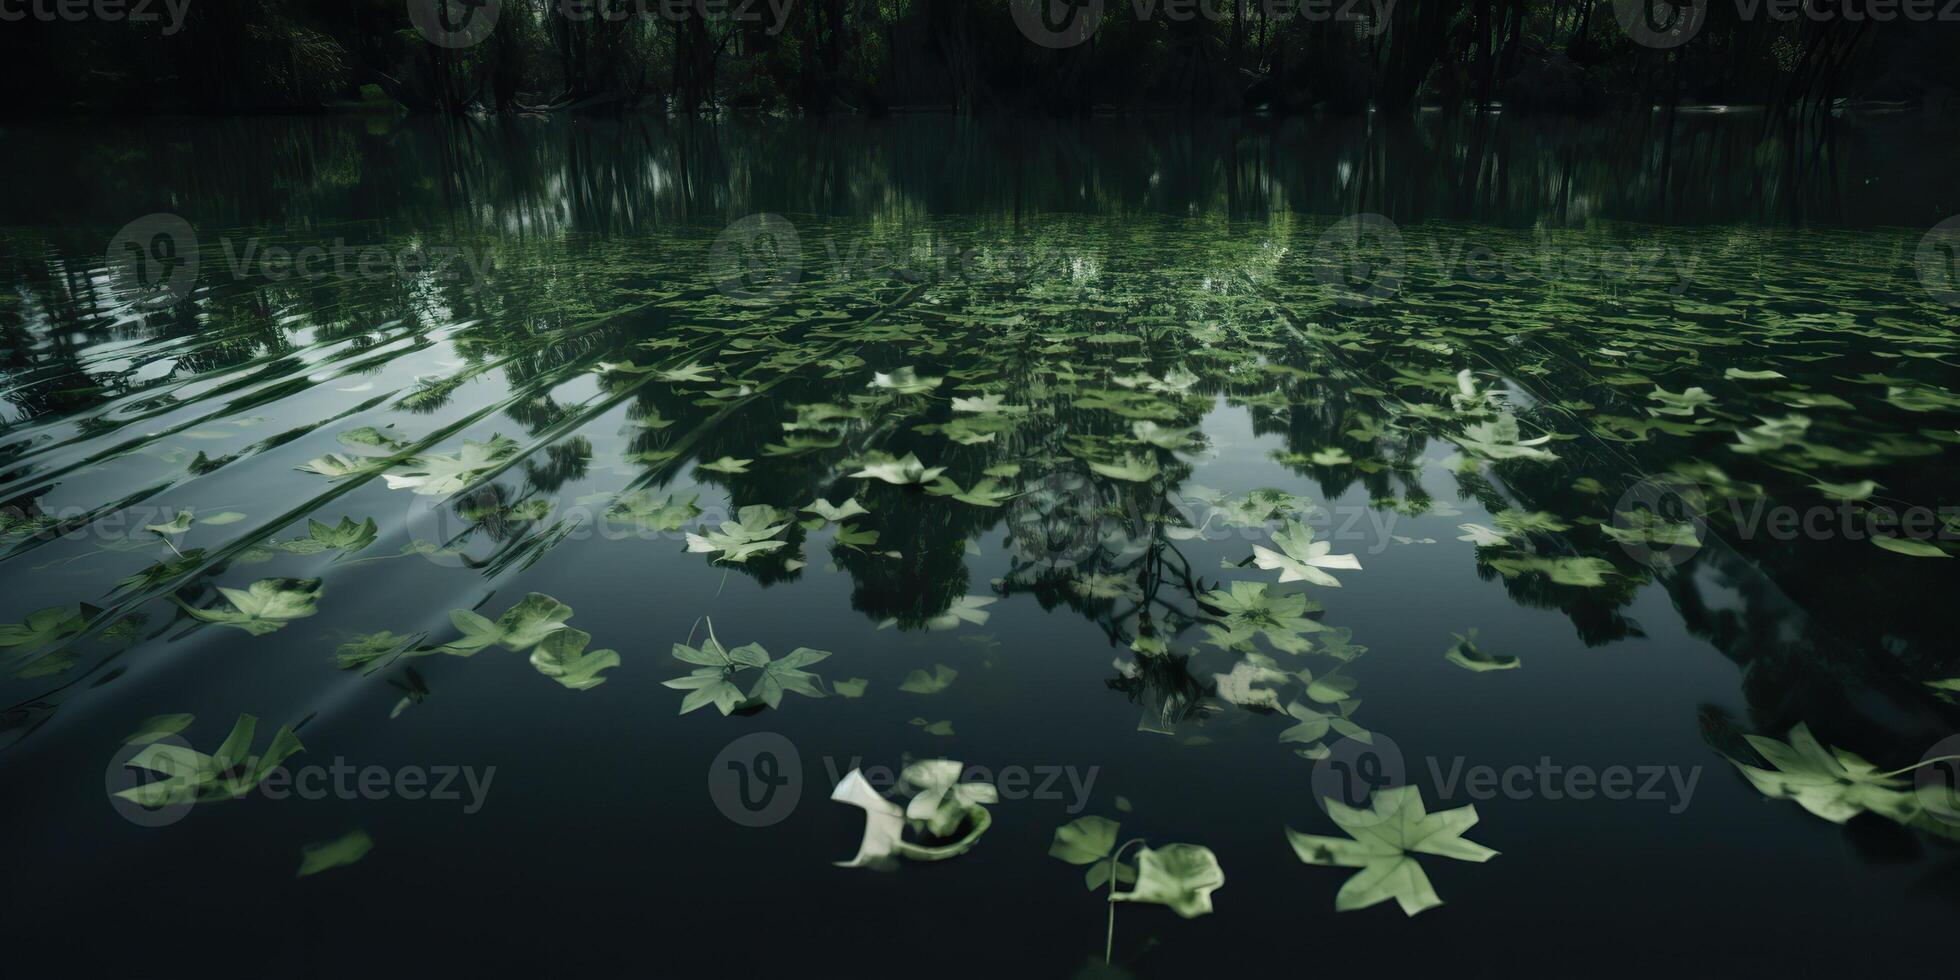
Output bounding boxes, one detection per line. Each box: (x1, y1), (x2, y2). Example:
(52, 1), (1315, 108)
(3, 114), (1959, 977)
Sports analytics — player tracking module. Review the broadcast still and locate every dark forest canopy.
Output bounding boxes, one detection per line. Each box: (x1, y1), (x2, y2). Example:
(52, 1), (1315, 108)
(1, 0), (1956, 117)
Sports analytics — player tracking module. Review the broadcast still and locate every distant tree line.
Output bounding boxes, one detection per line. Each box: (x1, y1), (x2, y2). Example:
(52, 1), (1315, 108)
(1, 0), (1955, 116)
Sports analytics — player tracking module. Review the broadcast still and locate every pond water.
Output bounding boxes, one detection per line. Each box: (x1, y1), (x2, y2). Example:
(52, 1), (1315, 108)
(2, 114), (1959, 976)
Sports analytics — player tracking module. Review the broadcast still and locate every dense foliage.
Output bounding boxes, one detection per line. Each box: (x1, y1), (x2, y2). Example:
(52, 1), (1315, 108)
(2, 0), (1956, 116)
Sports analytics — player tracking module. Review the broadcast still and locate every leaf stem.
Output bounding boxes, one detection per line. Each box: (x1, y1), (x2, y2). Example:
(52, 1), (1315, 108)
(1874, 754), (1960, 778)
(1103, 837), (1148, 965)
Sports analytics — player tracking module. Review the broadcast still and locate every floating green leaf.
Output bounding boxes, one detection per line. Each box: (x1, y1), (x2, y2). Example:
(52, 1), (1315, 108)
(529, 627), (621, 690)
(1251, 520), (1361, 588)
(382, 435), (519, 496)
(297, 829), (373, 878)
(1110, 844), (1225, 919)
(1444, 628), (1518, 671)
(178, 578), (321, 635)
(899, 663), (958, 694)
(123, 713), (195, 746)
(1287, 785), (1497, 916)
(685, 505), (791, 563)
(437, 593), (573, 655)
(113, 713), (304, 807)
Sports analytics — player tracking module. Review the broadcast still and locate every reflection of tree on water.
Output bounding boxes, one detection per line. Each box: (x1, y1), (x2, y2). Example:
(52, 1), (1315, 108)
(2, 205), (1956, 800)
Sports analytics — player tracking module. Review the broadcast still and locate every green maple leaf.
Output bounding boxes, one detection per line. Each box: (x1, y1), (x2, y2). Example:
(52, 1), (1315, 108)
(1251, 520), (1361, 588)
(850, 452), (946, 485)
(295, 453), (387, 479)
(1199, 581), (1321, 654)
(276, 517), (378, 556)
(664, 667), (750, 715)
(0, 605), (92, 656)
(663, 626), (829, 714)
(746, 646), (831, 708)
(382, 435), (518, 496)
(801, 497), (868, 524)
(607, 492), (700, 531)
(899, 663), (958, 694)
(925, 477), (1018, 507)
(529, 627), (621, 690)
(901, 759), (1000, 836)
(685, 504), (791, 563)
(1448, 413), (1557, 462)
(1087, 453), (1160, 483)
(900, 595), (993, 631)
(437, 593), (573, 655)
(1279, 698), (1366, 753)
(1728, 722), (1919, 824)
(1287, 785), (1497, 916)
(179, 579), (321, 635)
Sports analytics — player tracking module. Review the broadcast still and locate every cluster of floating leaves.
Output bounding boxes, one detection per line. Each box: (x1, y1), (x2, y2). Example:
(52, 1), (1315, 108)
(2, 216), (1956, 934)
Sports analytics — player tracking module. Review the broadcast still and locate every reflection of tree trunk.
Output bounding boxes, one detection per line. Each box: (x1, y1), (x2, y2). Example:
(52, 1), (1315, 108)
(931, 0), (980, 115)
(674, 16), (719, 113)
(1376, 0), (1452, 114)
